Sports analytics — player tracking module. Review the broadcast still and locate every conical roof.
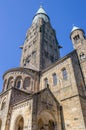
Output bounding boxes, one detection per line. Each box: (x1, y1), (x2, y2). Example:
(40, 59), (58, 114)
(71, 26), (80, 32)
(70, 25), (85, 38)
(36, 6), (47, 15)
(32, 6), (50, 23)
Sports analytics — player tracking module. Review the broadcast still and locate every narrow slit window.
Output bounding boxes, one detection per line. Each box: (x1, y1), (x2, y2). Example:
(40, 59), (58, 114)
(62, 68), (67, 80)
(52, 73), (57, 86)
(17, 81), (21, 89)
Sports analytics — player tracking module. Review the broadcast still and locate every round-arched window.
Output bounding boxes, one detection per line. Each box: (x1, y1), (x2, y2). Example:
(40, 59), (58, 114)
(15, 77), (22, 89)
(1, 98), (6, 110)
(80, 52), (86, 60)
(62, 68), (67, 80)
(7, 77), (14, 89)
(3, 79), (7, 91)
(23, 77), (30, 89)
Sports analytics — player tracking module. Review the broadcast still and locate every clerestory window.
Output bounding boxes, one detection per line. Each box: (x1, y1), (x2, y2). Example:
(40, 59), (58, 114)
(15, 77), (22, 89)
(52, 73), (57, 86)
(23, 77), (30, 89)
(62, 68), (67, 80)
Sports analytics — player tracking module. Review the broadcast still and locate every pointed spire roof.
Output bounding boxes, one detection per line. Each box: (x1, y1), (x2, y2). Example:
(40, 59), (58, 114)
(32, 6), (50, 23)
(36, 6), (47, 15)
(71, 25), (80, 32)
(70, 25), (85, 38)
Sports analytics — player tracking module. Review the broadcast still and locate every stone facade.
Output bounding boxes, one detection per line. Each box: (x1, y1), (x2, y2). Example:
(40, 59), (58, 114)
(0, 6), (86, 130)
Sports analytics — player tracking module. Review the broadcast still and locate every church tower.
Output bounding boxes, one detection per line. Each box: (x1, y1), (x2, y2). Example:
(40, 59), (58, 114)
(0, 6), (86, 130)
(70, 26), (85, 49)
(20, 6), (60, 71)
(70, 26), (86, 92)
(1, 6), (61, 95)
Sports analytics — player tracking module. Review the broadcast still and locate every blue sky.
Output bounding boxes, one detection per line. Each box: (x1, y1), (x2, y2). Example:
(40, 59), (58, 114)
(0, 0), (86, 91)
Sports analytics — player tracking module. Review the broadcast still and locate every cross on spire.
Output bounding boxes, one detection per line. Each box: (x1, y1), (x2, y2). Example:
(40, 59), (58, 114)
(40, 1), (43, 8)
(72, 24), (75, 27)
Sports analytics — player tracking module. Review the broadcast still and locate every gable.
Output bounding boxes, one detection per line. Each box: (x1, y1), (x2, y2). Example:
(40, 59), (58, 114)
(10, 88), (32, 106)
(33, 87), (60, 115)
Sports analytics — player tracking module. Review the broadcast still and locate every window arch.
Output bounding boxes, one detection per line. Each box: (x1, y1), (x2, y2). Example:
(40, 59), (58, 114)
(3, 79), (7, 91)
(15, 76), (22, 89)
(52, 73), (57, 86)
(23, 77), (30, 89)
(0, 119), (2, 130)
(1, 98), (6, 110)
(7, 77), (14, 89)
(62, 68), (67, 80)
(15, 116), (24, 130)
(80, 52), (86, 60)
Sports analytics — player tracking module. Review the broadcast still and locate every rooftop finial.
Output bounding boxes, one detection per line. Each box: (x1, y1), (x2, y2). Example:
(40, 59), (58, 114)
(40, 1), (43, 8)
(73, 24), (75, 27)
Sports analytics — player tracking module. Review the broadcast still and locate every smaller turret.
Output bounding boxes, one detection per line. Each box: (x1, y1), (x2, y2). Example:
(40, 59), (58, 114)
(70, 26), (85, 49)
(70, 26), (86, 94)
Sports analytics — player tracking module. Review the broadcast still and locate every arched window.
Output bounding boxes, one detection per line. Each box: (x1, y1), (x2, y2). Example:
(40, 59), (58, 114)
(3, 79), (7, 91)
(17, 81), (21, 89)
(44, 78), (48, 87)
(62, 68), (67, 80)
(15, 77), (22, 89)
(7, 77), (14, 89)
(1, 98), (6, 110)
(15, 116), (24, 130)
(52, 73), (57, 86)
(23, 77), (30, 89)
(0, 119), (2, 130)
(80, 53), (86, 60)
